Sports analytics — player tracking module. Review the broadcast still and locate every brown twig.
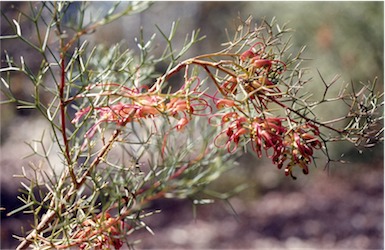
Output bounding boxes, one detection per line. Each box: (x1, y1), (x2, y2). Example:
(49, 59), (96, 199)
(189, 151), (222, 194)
(59, 53), (78, 185)
(76, 111), (135, 187)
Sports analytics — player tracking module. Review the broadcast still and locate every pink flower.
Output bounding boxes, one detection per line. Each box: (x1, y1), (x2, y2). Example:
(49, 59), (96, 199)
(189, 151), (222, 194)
(72, 107), (91, 124)
(176, 117), (189, 131)
(216, 98), (237, 109)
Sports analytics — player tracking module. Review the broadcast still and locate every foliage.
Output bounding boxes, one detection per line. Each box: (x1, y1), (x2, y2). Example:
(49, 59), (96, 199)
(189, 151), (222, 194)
(0, 2), (383, 249)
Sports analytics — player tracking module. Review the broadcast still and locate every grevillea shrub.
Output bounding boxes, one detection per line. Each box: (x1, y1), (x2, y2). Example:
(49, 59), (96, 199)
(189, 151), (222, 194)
(1, 2), (383, 249)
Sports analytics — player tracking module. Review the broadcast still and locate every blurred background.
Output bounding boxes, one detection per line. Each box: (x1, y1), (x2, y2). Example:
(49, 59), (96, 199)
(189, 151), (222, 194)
(1, 1), (383, 249)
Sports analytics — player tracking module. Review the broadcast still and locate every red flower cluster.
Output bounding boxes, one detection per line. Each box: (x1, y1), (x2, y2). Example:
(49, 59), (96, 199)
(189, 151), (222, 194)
(213, 110), (249, 153)
(273, 123), (322, 178)
(238, 42), (286, 101)
(72, 85), (210, 139)
(251, 117), (286, 158)
(72, 212), (126, 250)
(211, 98), (322, 178)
